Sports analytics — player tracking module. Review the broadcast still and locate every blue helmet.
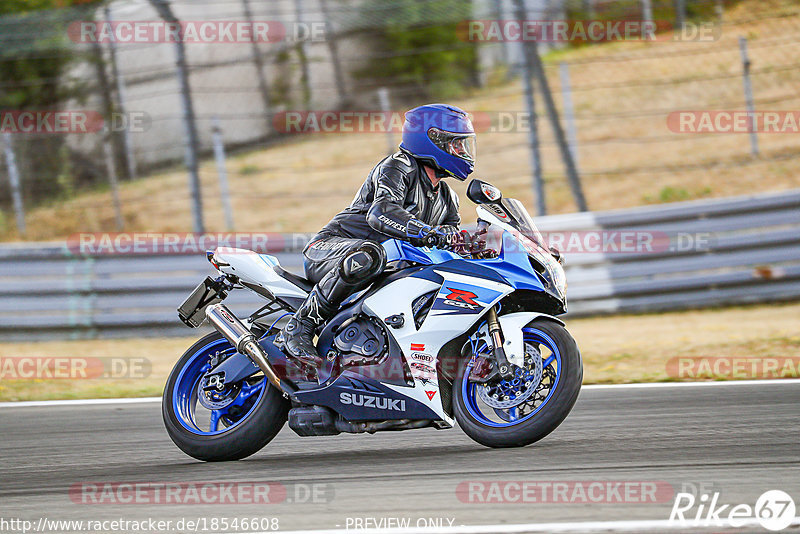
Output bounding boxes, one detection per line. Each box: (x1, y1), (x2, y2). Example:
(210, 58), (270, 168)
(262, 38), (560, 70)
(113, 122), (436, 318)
(400, 104), (476, 181)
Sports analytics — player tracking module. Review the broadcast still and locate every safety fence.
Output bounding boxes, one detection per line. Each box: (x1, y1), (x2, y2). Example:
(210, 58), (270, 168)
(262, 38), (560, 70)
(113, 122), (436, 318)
(2, 187), (799, 341)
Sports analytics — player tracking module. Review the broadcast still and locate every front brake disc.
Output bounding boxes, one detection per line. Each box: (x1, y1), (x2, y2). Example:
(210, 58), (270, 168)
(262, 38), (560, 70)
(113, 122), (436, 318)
(477, 343), (543, 409)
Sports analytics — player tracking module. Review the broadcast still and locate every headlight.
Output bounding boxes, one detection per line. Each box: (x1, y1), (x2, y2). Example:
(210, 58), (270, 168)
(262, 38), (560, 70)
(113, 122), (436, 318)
(512, 231), (568, 300)
(529, 248), (567, 299)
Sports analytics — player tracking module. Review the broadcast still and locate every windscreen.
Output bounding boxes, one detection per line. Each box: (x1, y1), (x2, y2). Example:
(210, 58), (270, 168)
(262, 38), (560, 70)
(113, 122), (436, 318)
(500, 198), (546, 248)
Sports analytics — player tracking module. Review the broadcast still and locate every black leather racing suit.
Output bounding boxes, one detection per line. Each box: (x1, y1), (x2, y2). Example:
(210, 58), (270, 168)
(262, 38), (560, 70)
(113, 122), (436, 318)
(303, 149), (460, 284)
(276, 149), (462, 366)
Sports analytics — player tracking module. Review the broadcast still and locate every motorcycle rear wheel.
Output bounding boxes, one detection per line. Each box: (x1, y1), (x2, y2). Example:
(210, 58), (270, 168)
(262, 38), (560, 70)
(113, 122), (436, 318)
(163, 332), (289, 461)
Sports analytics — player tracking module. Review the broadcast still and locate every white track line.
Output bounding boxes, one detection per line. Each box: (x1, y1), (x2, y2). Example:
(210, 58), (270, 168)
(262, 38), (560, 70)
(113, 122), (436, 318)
(1, 379), (799, 409)
(582, 378), (800, 389)
(0, 396), (161, 408)
(238, 517), (800, 534)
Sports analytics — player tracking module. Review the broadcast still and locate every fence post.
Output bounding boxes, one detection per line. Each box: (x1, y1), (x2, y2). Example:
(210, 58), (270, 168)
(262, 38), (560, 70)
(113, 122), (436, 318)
(102, 128), (124, 231)
(715, 0), (724, 23)
(641, 0), (653, 24)
(294, 0), (312, 108)
(211, 117), (235, 232)
(149, 0), (205, 233)
(739, 36), (759, 157)
(582, 0), (595, 18)
(88, 39), (122, 174)
(527, 34), (588, 211)
(377, 88), (396, 156)
(241, 0), (274, 135)
(2, 133), (26, 237)
(512, 0), (546, 216)
(674, 0), (686, 31)
(319, 0), (349, 107)
(104, 6), (137, 181)
(559, 62), (580, 171)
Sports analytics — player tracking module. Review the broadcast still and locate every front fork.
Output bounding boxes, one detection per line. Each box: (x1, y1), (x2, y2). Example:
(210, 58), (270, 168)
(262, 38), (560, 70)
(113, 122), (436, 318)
(486, 306), (514, 380)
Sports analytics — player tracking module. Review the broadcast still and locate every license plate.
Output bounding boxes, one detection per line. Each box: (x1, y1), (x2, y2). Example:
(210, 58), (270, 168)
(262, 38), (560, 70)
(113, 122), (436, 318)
(178, 277), (228, 328)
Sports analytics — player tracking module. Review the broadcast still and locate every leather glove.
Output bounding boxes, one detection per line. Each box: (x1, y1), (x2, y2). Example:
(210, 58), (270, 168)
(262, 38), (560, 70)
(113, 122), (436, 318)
(412, 225), (462, 250)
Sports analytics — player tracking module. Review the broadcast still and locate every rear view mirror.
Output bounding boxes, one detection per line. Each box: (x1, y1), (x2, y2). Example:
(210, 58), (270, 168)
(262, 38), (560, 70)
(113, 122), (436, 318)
(467, 179), (502, 204)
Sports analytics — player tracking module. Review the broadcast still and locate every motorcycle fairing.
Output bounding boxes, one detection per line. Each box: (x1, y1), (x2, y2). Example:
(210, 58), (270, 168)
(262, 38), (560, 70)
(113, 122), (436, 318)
(383, 234), (548, 294)
(291, 374), (442, 422)
(214, 247), (309, 300)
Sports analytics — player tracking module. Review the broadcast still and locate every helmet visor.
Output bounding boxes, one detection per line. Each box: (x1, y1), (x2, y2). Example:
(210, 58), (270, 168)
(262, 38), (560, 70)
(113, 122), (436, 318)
(427, 127), (476, 163)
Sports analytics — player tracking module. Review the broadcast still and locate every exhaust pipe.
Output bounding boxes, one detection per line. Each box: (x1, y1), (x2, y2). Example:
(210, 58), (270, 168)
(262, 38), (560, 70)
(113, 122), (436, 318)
(205, 303), (284, 391)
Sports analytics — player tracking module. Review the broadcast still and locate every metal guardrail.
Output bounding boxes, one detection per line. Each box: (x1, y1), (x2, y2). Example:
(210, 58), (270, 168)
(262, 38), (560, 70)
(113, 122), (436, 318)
(2, 189), (799, 341)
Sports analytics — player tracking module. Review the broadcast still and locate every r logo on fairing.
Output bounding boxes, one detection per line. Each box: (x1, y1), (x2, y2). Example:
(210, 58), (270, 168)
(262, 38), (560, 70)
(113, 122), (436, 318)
(443, 288), (480, 310)
(446, 288), (478, 305)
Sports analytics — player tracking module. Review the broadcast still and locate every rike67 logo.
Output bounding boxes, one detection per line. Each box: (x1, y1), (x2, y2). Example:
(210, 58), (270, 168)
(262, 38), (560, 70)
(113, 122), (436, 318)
(669, 489), (796, 531)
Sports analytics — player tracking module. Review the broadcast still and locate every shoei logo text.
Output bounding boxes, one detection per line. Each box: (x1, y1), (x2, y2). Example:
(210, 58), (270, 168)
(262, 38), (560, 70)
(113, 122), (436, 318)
(669, 490), (796, 531)
(339, 393), (406, 411)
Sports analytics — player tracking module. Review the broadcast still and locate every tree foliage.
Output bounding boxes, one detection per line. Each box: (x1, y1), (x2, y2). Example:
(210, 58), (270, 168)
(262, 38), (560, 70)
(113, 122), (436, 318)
(0, 0), (102, 208)
(354, 0), (479, 100)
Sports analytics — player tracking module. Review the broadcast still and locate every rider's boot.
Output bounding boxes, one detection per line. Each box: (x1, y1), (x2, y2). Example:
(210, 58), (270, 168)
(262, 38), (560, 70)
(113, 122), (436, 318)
(276, 242), (387, 369)
(275, 290), (335, 368)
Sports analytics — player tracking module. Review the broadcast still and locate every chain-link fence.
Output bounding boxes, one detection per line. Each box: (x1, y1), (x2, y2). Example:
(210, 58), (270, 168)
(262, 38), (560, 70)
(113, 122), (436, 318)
(1, 0), (798, 239)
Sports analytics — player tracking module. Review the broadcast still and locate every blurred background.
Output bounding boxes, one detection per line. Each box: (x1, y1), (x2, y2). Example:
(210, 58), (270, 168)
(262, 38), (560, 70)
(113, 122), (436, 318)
(1, 0), (799, 400)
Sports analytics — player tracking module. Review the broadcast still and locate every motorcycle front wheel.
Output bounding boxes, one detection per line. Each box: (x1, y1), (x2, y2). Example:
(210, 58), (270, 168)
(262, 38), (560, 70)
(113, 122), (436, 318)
(452, 319), (582, 448)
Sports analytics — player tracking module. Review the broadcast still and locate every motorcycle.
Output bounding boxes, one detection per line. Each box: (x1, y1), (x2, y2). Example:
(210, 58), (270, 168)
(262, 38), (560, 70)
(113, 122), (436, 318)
(163, 179), (582, 461)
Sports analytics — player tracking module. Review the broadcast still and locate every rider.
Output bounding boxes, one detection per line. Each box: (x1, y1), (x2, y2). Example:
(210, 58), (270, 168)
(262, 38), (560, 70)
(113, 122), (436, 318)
(275, 103), (477, 368)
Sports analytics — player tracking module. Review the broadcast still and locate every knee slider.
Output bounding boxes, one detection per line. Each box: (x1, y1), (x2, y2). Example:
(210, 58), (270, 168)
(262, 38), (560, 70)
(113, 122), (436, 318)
(339, 242), (386, 283)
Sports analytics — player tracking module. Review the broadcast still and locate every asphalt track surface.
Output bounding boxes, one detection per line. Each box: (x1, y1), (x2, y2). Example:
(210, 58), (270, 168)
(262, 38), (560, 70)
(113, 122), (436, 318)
(1, 381), (799, 534)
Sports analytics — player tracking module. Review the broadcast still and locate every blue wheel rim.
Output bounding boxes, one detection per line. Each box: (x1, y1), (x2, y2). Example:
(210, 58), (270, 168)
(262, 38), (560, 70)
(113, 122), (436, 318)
(172, 338), (266, 436)
(462, 328), (561, 428)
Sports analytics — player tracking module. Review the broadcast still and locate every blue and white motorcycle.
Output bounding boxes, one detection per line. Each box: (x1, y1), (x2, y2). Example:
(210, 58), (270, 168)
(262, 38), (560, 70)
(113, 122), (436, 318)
(164, 179), (582, 461)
